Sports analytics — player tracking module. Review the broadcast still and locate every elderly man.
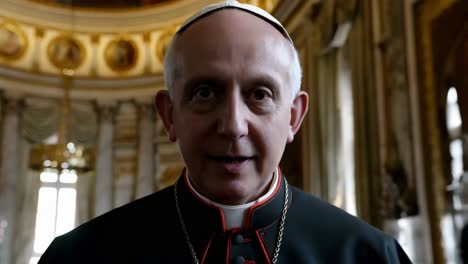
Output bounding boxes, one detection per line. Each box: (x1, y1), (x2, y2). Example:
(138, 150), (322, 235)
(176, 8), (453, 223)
(39, 1), (411, 263)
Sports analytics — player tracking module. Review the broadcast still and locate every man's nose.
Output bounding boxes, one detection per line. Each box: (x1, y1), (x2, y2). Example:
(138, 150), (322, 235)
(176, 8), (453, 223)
(216, 93), (248, 140)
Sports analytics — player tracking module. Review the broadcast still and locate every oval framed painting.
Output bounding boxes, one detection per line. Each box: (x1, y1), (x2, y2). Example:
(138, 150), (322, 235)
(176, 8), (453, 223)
(0, 22), (28, 60)
(47, 34), (85, 70)
(155, 28), (176, 63)
(104, 37), (138, 72)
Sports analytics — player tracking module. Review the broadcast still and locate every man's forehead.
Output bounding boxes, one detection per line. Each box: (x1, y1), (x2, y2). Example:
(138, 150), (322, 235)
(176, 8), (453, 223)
(175, 0), (292, 44)
(174, 11), (292, 71)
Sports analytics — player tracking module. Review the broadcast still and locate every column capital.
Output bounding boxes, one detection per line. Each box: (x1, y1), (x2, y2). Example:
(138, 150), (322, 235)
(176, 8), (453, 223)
(2, 96), (23, 116)
(95, 102), (118, 123)
(137, 103), (156, 122)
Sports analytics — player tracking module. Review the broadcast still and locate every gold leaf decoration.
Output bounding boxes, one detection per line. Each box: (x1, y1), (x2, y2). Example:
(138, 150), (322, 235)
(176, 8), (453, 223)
(104, 38), (138, 72)
(47, 35), (85, 70)
(0, 22), (28, 60)
(155, 28), (177, 63)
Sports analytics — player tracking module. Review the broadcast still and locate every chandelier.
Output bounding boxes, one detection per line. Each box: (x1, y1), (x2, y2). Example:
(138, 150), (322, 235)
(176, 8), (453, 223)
(29, 69), (94, 174)
(29, 0), (93, 175)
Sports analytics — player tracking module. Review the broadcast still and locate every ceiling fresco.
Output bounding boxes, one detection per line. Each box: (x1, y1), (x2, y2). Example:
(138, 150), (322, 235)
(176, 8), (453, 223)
(28, 0), (175, 9)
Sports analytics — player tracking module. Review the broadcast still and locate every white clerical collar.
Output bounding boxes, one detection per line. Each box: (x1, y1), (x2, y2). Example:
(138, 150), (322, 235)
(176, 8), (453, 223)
(185, 169), (279, 230)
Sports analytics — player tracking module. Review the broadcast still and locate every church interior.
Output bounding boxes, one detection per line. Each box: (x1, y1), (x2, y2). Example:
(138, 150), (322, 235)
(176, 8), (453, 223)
(0, 0), (466, 263)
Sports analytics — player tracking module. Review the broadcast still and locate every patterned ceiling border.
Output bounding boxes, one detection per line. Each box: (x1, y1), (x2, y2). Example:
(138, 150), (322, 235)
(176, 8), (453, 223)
(0, 0), (278, 79)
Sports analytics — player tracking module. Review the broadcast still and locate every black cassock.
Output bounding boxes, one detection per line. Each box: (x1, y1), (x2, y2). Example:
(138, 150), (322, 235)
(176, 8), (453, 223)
(39, 169), (412, 264)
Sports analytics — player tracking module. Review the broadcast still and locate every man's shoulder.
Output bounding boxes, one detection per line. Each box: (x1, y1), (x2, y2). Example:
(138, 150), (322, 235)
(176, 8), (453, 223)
(64, 185), (175, 241)
(284, 186), (411, 263)
(289, 186), (388, 239)
(39, 185), (178, 263)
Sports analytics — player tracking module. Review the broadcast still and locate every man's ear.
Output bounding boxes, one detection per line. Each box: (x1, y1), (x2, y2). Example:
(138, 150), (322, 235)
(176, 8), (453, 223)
(288, 91), (309, 143)
(155, 90), (177, 142)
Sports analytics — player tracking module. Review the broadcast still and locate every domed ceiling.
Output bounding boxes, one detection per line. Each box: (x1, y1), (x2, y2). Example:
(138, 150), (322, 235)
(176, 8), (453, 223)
(0, 0), (279, 101)
(29, 0), (174, 9)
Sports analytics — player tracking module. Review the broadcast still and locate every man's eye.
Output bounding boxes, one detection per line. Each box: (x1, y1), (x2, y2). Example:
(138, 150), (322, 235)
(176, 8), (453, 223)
(251, 89), (271, 101)
(193, 86), (214, 99)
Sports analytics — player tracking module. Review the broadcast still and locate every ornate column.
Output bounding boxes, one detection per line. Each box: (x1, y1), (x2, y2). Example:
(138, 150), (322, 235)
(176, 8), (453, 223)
(0, 97), (21, 264)
(94, 104), (116, 217)
(135, 103), (156, 199)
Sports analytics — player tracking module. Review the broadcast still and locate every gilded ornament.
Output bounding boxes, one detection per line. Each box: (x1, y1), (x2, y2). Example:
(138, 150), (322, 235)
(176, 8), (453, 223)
(104, 37), (138, 72)
(47, 35), (85, 70)
(28, 0), (175, 11)
(0, 22), (28, 60)
(155, 29), (176, 63)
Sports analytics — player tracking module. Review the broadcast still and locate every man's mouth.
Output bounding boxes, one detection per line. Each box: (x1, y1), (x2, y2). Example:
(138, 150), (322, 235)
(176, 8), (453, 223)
(209, 156), (253, 163)
(207, 155), (253, 173)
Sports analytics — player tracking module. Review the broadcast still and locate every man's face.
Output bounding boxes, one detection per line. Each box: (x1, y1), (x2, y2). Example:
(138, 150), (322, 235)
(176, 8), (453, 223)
(157, 10), (307, 205)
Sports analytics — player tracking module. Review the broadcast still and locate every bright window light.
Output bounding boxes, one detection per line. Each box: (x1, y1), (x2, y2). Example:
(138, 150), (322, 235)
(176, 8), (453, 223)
(33, 187), (57, 254)
(59, 170), (77, 184)
(55, 188), (76, 236)
(446, 87), (464, 183)
(447, 87), (458, 103)
(40, 171), (58, 183)
(43, 160), (51, 167)
(447, 87), (462, 130)
(29, 257), (40, 264)
(450, 139), (463, 158)
(32, 167), (78, 262)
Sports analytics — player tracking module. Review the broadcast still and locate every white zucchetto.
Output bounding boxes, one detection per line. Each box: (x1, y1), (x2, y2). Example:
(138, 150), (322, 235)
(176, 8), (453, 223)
(176, 0), (293, 44)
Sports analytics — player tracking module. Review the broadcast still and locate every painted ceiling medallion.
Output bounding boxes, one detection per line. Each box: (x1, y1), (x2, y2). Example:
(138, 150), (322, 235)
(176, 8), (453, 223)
(0, 22), (28, 60)
(104, 38), (138, 72)
(48, 35), (85, 70)
(156, 28), (177, 63)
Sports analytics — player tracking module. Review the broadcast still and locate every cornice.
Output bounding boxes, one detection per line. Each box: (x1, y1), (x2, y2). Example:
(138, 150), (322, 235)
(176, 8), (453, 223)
(0, 0), (219, 33)
(0, 66), (165, 100)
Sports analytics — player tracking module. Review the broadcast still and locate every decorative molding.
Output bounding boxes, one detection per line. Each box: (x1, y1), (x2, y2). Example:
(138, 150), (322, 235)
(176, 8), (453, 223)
(155, 27), (177, 64)
(2, 96), (22, 116)
(138, 103), (155, 122)
(0, 3), (280, 79)
(0, 65), (165, 101)
(273, 0), (318, 35)
(27, 0), (177, 11)
(313, 0), (359, 53)
(0, 0), (216, 33)
(378, 0), (419, 219)
(96, 104), (117, 124)
(413, 0), (460, 263)
(0, 0), (279, 98)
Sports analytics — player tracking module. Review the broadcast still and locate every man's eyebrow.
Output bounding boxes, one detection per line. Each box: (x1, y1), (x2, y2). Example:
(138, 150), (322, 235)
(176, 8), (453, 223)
(249, 73), (282, 94)
(182, 73), (282, 94)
